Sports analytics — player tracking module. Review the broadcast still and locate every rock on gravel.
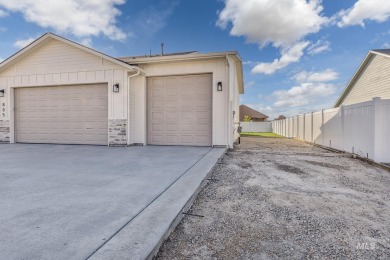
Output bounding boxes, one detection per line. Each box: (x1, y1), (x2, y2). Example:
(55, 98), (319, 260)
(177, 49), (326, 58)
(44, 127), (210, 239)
(156, 137), (390, 259)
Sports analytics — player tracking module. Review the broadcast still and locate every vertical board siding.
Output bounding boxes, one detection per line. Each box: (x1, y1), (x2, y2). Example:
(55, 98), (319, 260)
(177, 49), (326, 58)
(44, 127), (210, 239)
(0, 39), (128, 121)
(271, 98), (390, 163)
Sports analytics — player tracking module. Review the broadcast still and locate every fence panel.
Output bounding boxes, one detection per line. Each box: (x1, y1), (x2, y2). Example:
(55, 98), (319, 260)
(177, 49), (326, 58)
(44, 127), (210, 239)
(312, 111), (323, 145)
(376, 100), (390, 163)
(323, 108), (342, 150)
(343, 102), (374, 159)
(298, 115), (304, 140)
(269, 98), (390, 163)
(240, 122), (272, 132)
(304, 113), (312, 142)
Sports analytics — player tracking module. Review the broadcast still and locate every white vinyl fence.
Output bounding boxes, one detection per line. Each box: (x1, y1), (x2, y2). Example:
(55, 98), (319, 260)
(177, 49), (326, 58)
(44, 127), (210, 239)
(272, 98), (390, 164)
(240, 121), (272, 132)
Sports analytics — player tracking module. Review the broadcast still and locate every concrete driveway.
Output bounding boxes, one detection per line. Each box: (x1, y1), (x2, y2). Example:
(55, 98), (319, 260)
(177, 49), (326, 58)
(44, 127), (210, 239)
(0, 144), (212, 260)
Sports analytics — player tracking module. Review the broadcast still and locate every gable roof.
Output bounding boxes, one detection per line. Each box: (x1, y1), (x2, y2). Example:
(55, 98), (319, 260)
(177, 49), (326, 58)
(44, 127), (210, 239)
(0, 32), (144, 74)
(239, 105), (268, 119)
(334, 49), (390, 107)
(119, 50), (244, 94)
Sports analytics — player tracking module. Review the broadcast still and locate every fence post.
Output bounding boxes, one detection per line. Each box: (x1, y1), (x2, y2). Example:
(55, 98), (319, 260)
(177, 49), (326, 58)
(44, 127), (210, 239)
(373, 97), (382, 162)
(285, 119), (287, 137)
(340, 105), (345, 151)
(311, 111), (314, 143)
(321, 109), (325, 146)
(303, 114), (306, 141)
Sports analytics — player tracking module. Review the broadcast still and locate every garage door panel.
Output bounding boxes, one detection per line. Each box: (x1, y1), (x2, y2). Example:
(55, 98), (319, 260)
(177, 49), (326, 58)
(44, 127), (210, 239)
(152, 100), (164, 109)
(166, 111), (178, 120)
(151, 111), (163, 120)
(166, 123), (178, 131)
(165, 135), (178, 144)
(152, 123), (163, 131)
(148, 74), (212, 146)
(15, 84), (108, 145)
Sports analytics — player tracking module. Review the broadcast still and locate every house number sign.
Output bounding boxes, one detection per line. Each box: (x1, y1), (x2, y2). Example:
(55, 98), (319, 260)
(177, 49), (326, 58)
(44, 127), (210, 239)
(2, 102), (5, 118)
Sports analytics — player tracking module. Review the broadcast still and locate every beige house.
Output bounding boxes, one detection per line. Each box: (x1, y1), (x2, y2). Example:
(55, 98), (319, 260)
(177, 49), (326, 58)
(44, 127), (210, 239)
(334, 49), (390, 107)
(0, 33), (243, 147)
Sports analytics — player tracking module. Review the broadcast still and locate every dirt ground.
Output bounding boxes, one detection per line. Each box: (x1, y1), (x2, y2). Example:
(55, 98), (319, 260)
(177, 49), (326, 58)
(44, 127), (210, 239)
(156, 136), (390, 259)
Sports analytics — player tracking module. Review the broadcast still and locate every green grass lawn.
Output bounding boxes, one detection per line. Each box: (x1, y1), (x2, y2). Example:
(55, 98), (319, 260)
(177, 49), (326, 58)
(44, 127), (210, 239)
(240, 132), (283, 138)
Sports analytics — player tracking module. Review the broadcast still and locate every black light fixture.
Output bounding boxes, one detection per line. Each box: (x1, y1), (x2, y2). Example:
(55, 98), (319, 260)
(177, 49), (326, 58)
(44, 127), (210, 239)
(217, 81), (222, 91)
(0, 89), (4, 97)
(113, 83), (119, 93)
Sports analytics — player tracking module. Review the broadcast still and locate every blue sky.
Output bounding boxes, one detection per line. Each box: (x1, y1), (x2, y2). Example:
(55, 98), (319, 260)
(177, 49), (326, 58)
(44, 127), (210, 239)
(0, 0), (389, 118)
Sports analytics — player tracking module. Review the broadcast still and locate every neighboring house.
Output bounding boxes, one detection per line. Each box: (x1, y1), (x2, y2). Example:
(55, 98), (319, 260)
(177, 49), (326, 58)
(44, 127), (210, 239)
(334, 49), (390, 107)
(239, 105), (268, 122)
(275, 115), (286, 120)
(0, 33), (243, 147)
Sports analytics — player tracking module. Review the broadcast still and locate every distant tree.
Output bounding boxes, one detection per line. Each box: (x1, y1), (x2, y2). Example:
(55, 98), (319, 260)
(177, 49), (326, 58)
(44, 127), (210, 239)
(275, 115), (286, 120)
(243, 115), (252, 122)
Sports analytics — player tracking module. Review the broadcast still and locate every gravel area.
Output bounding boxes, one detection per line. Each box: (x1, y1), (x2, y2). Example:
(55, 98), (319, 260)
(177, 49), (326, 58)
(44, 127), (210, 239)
(156, 136), (390, 259)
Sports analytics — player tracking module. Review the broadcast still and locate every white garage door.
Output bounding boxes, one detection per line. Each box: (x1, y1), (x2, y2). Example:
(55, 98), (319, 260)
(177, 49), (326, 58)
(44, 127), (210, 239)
(15, 84), (108, 145)
(147, 74), (212, 146)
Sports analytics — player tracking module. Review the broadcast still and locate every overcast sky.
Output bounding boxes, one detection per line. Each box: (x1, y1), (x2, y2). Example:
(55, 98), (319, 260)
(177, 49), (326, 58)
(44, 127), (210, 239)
(0, 0), (389, 118)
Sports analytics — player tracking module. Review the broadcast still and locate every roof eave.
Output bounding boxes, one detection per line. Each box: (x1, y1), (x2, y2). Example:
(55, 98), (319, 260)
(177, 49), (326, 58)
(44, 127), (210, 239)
(0, 32), (145, 74)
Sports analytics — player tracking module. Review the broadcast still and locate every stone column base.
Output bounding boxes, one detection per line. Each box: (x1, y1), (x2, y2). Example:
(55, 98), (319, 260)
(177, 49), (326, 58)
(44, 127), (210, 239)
(109, 119), (127, 146)
(0, 120), (10, 143)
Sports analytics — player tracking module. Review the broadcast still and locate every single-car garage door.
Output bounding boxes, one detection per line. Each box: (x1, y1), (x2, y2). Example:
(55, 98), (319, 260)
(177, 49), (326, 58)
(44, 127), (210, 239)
(15, 84), (108, 145)
(147, 74), (212, 146)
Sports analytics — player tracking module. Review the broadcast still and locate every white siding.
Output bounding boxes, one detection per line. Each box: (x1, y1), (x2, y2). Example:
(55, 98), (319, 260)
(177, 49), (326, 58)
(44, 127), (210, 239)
(0, 39), (130, 144)
(0, 39), (129, 121)
(341, 55), (390, 106)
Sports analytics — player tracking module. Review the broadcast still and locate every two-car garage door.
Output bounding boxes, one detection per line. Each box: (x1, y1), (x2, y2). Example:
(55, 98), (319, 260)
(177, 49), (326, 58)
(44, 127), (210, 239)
(15, 84), (108, 145)
(147, 74), (212, 146)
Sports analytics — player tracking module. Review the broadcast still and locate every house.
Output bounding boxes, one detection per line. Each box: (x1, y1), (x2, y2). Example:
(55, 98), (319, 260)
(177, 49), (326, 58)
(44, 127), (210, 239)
(0, 33), (243, 147)
(275, 115), (286, 120)
(239, 105), (268, 122)
(334, 49), (390, 107)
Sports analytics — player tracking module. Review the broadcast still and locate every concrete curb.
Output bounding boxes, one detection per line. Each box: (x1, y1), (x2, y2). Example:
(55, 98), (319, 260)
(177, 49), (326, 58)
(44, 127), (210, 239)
(88, 148), (226, 260)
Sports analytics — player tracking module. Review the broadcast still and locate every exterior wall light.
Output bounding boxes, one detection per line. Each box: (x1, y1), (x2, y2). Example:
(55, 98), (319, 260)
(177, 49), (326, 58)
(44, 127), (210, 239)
(0, 89), (4, 97)
(217, 82), (222, 91)
(113, 83), (119, 93)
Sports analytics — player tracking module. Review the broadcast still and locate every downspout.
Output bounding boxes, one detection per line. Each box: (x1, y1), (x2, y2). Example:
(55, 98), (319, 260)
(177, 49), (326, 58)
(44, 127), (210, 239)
(127, 68), (142, 145)
(226, 54), (233, 148)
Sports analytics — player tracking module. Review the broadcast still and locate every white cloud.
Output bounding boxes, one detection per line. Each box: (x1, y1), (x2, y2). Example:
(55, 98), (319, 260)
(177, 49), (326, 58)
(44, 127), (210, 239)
(246, 81), (255, 88)
(338, 0), (390, 27)
(14, 37), (36, 49)
(217, 0), (327, 47)
(252, 41), (310, 74)
(79, 38), (93, 48)
(307, 40), (330, 55)
(0, 0), (127, 41)
(0, 9), (7, 17)
(293, 69), (338, 83)
(382, 42), (390, 49)
(272, 82), (336, 108)
(135, 2), (178, 38)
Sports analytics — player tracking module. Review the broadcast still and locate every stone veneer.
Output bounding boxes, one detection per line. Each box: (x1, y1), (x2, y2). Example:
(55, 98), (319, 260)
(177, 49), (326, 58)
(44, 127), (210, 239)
(0, 120), (10, 143)
(109, 119), (127, 146)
